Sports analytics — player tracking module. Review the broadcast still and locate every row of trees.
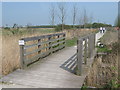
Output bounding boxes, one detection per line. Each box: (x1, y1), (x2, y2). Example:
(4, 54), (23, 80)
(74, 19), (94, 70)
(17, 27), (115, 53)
(49, 3), (94, 30)
(3, 3), (114, 31)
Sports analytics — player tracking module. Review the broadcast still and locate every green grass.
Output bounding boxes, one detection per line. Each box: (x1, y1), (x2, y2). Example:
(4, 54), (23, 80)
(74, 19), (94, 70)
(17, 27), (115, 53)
(66, 37), (77, 47)
(96, 46), (112, 53)
(81, 85), (88, 89)
(103, 79), (120, 88)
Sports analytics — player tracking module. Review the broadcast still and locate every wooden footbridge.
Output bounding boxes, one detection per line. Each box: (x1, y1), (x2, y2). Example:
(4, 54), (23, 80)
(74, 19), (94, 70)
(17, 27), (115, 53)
(1, 32), (104, 88)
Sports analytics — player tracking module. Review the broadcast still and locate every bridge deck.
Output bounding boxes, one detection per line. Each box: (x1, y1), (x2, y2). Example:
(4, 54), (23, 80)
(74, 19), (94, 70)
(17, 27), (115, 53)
(1, 32), (104, 88)
(1, 47), (87, 88)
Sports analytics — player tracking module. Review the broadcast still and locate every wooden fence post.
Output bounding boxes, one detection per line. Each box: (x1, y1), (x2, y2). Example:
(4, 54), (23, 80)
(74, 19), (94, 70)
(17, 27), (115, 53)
(92, 34), (94, 56)
(20, 45), (24, 69)
(93, 33), (96, 49)
(19, 39), (25, 69)
(84, 38), (87, 64)
(38, 39), (41, 54)
(48, 36), (52, 54)
(88, 35), (92, 58)
(57, 35), (60, 50)
(77, 39), (83, 75)
(87, 38), (89, 58)
(63, 33), (66, 48)
(91, 33), (95, 56)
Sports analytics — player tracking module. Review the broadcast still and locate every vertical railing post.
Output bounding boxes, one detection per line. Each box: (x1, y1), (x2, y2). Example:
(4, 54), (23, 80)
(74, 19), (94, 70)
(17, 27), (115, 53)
(48, 35), (52, 54)
(91, 34), (94, 57)
(57, 35), (60, 50)
(91, 33), (95, 56)
(77, 38), (83, 75)
(63, 33), (66, 48)
(93, 33), (96, 51)
(84, 38), (87, 64)
(87, 38), (89, 58)
(88, 35), (92, 58)
(38, 39), (41, 54)
(19, 39), (25, 69)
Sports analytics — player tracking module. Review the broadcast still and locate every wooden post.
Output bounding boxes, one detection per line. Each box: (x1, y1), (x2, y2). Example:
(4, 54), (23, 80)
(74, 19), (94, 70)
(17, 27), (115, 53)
(93, 33), (96, 49)
(38, 39), (41, 54)
(91, 33), (95, 56)
(48, 36), (52, 54)
(77, 39), (83, 75)
(57, 35), (60, 50)
(63, 33), (66, 48)
(87, 38), (89, 58)
(19, 44), (25, 69)
(92, 33), (96, 55)
(88, 35), (92, 58)
(19, 39), (26, 69)
(84, 38), (87, 64)
(91, 34), (94, 56)
(88, 36), (90, 58)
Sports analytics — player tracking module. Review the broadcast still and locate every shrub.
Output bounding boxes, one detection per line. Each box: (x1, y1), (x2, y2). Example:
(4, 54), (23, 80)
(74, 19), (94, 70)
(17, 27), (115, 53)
(55, 24), (72, 32)
(55, 25), (62, 32)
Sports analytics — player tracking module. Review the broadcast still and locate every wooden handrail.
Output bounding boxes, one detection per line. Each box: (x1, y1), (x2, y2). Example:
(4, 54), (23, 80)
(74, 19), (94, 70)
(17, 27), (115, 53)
(19, 33), (66, 69)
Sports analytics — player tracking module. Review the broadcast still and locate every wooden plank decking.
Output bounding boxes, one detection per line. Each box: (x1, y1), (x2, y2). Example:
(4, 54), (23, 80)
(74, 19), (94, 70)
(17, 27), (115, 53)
(1, 47), (87, 88)
(0, 32), (104, 88)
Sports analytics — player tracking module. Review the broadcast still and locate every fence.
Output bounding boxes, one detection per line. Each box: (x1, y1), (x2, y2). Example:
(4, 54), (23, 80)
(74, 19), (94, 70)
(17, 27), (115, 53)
(19, 33), (66, 68)
(77, 33), (95, 75)
(60, 33), (96, 75)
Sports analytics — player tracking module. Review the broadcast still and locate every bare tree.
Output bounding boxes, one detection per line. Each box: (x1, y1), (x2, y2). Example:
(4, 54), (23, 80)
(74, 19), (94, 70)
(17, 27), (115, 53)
(58, 3), (66, 30)
(89, 13), (94, 28)
(49, 4), (55, 27)
(77, 10), (84, 28)
(71, 4), (77, 37)
(89, 14), (93, 24)
(78, 15), (82, 28)
(72, 4), (77, 28)
(83, 8), (88, 28)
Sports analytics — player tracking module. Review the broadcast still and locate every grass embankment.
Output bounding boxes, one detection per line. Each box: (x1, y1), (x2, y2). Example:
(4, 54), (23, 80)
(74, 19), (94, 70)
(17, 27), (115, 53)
(85, 29), (120, 88)
(96, 29), (118, 53)
(66, 37), (77, 47)
(100, 29), (118, 45)
(96, 46), (112, 53)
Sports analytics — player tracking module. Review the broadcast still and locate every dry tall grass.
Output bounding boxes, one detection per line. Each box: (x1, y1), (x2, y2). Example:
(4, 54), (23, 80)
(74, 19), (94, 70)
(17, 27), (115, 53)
(1, 30), (62, 75)
(0, 29), (2, 77)
(1, 28), (97, 75)
(64, 28), (97, 39)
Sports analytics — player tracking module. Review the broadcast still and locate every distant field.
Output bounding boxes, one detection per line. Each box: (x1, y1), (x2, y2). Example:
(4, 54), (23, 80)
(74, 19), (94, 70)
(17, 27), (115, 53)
(2, 28), (55, 36)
